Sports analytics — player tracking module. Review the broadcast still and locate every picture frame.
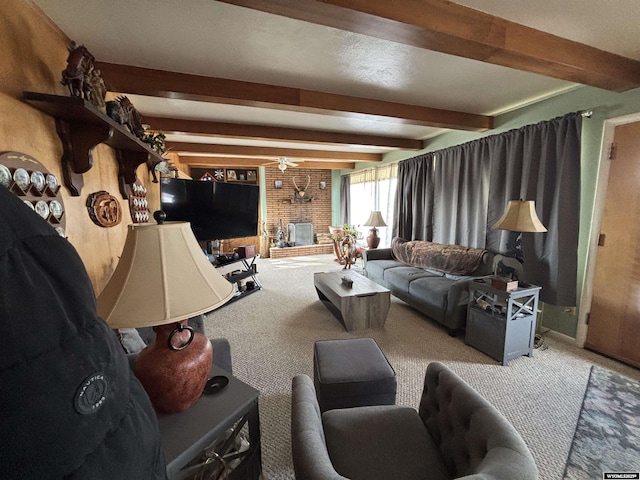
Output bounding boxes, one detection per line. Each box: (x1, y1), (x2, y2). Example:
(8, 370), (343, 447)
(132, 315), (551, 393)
(226, 169), (237, 181)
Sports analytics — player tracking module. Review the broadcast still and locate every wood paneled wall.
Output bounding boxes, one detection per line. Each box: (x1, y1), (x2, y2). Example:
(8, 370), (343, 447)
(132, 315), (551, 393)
(0, 0), (161, 295)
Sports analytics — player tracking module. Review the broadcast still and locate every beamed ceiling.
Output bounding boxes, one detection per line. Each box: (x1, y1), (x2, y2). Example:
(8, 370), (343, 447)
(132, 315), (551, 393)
(31, 0), (640, 171)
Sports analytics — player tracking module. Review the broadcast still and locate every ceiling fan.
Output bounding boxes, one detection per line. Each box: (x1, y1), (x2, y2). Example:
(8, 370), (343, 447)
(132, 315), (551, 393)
(264, 157), (302, 172)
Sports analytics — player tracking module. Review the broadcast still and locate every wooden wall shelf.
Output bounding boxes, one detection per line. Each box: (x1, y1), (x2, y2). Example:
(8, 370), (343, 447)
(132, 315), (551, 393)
(23, 91), (163, 198)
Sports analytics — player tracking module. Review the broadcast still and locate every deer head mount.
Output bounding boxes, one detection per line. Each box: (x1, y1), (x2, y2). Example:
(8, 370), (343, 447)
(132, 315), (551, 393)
(292, 175), (311, 198)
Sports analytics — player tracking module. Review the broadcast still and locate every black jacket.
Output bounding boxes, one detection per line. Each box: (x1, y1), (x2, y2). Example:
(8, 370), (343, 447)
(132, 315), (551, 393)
(0, 186), (166, 479)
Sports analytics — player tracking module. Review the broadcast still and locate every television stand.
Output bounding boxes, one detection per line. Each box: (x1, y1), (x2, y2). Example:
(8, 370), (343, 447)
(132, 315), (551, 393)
(214, 255), (262, 304)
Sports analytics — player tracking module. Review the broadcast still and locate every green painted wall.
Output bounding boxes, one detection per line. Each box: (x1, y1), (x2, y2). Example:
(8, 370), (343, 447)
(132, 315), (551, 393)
(331, 169), (342, 226)
(343, 85), (640, 338)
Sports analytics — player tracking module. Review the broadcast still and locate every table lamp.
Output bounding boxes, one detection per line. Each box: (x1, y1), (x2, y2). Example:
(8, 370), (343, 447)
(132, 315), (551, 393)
(493, 200), (547, 277)
(97, 211), (234, 413)
(364, 211), (387, 249)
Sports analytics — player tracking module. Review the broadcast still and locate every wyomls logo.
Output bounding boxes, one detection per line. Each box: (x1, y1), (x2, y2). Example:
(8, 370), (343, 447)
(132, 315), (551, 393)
(74, 372), (109, 415)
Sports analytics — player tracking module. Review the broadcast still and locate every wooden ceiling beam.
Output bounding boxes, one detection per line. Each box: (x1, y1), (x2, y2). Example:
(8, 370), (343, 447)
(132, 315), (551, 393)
(219, 0), (640, 92)
(97, 62), (493, 131)
(165, 141), (382, 161)
(177, 155), (355, 170)
(144, 116), (423, 150)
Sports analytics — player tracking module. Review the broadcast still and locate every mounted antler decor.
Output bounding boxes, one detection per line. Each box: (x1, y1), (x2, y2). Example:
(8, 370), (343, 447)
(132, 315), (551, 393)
(292, 175), (311, 198)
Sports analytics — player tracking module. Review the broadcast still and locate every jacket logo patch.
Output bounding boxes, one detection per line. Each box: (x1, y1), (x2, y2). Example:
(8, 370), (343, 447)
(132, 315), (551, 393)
(74, 373), (109, 415)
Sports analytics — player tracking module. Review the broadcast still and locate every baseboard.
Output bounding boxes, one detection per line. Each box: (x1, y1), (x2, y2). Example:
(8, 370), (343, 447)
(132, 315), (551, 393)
(542, 328), (577, 346)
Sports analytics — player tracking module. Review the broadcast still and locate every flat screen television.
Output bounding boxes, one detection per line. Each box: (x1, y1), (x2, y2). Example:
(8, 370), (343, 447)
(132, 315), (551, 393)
(160, 177), (259, 241)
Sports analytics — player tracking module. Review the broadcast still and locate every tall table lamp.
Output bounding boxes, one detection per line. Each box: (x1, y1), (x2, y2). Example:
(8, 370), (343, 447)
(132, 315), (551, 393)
(97, 212), (234, 414)
(493, 200), (547, 279)
(364, 211), (387, 249)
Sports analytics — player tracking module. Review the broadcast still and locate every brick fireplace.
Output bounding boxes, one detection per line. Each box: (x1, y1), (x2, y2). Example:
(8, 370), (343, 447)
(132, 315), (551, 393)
(265, 167), (334, 258)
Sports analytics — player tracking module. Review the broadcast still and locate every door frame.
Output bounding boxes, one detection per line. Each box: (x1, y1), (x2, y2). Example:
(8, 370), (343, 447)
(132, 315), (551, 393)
(577, 111), (640, 347)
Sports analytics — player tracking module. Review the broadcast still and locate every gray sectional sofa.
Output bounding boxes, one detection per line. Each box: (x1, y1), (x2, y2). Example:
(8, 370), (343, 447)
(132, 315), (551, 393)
(363, 238), (494, 334)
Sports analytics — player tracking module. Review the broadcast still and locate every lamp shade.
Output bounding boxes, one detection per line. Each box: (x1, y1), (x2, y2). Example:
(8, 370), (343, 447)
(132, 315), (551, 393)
(97, 221), (235, 329)
(364, 211), (387, 227)
(493, 200), (547, 233)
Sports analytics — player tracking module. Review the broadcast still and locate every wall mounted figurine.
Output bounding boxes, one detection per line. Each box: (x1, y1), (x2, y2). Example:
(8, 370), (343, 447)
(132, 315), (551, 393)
(106, 96), (144, 138)
(60, 41), (106, 110)
(60, 41), (95, 100)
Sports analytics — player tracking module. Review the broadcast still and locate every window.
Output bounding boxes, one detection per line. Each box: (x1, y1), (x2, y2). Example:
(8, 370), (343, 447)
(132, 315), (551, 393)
(348, 164), (397, 248)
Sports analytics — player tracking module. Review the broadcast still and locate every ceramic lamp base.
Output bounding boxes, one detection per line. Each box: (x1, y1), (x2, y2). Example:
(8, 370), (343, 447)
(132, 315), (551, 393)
(134, 320), (212, 414)
(367, 227), (380, 249)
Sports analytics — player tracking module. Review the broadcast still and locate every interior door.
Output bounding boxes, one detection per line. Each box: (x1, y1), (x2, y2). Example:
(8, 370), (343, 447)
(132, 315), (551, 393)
(585, 121), (640, 368)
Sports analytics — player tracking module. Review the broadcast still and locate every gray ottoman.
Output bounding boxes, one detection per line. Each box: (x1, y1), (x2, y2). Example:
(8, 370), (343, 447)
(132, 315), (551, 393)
(313, 338), (397, 412)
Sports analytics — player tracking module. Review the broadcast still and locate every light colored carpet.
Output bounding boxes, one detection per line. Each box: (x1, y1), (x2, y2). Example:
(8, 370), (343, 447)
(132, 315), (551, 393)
(204, 254), (640, 480)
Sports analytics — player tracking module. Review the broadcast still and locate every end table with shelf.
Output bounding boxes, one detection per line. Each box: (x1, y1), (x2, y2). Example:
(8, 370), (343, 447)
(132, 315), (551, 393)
(159, 365), (262, 480)
(465, 279), (541, 365)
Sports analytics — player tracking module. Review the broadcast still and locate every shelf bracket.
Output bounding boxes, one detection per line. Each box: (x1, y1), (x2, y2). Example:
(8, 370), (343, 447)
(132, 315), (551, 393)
(55, 118), (113, 196)
(117, 149), (151, 199)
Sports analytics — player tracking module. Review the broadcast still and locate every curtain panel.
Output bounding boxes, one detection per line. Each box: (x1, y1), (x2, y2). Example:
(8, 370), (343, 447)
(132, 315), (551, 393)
(393, 153), (435, 241)
(340, 174), (350, 225)
(394, 113), (582, 305)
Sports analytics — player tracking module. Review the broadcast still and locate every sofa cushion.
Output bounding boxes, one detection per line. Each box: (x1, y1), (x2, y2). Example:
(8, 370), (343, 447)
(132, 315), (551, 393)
(383, 265), (441, 294)
(392, 237), (487, 275)
(323, 405), (452, 480)
(363, 258), (403, 285)
(407, 276), (454, 316)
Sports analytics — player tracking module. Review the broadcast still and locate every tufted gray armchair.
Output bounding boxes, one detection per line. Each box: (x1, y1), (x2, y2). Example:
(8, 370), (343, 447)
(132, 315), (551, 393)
(291, 361), (537, 480)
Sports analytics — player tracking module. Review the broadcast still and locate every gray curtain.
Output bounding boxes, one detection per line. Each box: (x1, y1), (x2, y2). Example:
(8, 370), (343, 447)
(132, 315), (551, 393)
(393, 153), (434, 241)
(433, 143), (491, 248)
(340, 174), (350, 225)
(394, 112), (581, 305)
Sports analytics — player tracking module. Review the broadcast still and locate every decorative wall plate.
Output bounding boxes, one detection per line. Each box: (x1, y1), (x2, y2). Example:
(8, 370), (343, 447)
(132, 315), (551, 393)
(128, 180), (149, 224)
(1, 151), (66, 233)
(13, 168), (30, 191)
(87, 190), (121, 227)
(49, 200), (64, 219)
(31, 171), (46, 192)
(46, 173), (59, 191)
(0, 164), (10, 188)
(35, 200), (50, 219)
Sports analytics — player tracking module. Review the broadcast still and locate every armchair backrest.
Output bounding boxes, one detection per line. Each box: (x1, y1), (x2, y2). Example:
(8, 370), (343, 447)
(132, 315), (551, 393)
(419, 362), (538, 480)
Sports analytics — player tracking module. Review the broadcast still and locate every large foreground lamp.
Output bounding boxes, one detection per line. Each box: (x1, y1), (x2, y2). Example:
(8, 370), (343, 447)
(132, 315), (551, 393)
(493, 200), (547, 276)
(97, 212), (234, 414)
(364, 211), (387, 249)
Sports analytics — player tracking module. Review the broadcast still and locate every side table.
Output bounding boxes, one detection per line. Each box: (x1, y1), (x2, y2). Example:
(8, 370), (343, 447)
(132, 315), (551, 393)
(158, 365), (261, 479)
(465, 279), (541, 365)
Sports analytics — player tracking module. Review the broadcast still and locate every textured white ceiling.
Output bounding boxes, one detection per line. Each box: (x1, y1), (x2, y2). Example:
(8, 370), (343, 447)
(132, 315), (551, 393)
(30, 0), (640, 160)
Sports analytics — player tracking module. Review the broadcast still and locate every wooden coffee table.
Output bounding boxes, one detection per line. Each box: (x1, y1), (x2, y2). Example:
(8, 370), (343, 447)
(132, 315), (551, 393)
(314, 270), (391, 331)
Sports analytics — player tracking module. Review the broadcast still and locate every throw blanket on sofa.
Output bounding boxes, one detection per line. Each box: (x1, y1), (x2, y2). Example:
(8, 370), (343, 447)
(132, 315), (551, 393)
(391, 237), (487, 275)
